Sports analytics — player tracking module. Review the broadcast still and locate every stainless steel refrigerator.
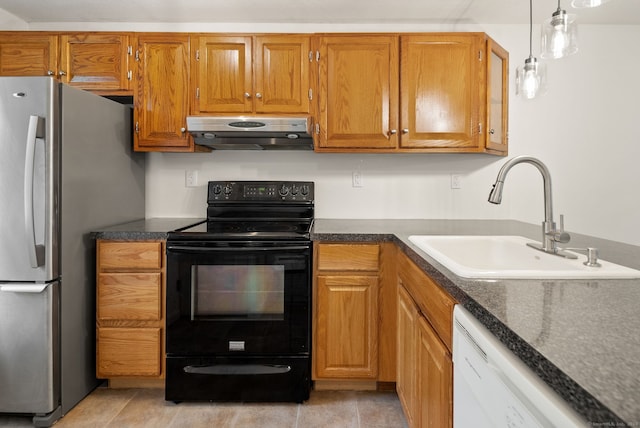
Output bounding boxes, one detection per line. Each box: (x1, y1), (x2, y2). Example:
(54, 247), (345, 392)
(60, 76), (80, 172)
(0, 77), (145, 426)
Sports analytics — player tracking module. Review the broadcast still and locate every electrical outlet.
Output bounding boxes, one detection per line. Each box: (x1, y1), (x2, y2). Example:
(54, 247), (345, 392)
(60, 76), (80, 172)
(450, 174), (462, 189)
(185, 170), (199, 187)
(352, 170), (363, 188)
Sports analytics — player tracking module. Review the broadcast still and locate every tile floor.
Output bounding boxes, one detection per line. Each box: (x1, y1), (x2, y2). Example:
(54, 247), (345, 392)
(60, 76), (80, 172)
(0, 387), (408, 428)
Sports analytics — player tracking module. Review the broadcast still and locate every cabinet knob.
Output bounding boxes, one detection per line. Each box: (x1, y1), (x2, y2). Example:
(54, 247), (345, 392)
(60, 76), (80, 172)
(180, 127), (186, 133)
(47, 70), (54, 76)
(244, 92), (251, 99)
(489, 129), (495, 135)
(389, 129), (397, 135)
(58, 70), (67, 76)
(255, 93), (262, 99)
(402, 128), (409, 134)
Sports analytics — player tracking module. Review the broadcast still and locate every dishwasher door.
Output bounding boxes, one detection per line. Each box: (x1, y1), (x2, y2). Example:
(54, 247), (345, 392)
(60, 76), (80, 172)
(452, 305), (587, 428)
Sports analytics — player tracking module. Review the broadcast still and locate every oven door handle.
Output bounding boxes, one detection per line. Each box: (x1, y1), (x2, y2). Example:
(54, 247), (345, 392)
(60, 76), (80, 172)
(166, 244), (310, 252)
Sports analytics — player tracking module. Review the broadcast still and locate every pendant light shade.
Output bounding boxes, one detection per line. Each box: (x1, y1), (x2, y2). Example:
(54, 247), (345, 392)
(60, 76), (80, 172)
(571, 0), (612, 8)
(516, 57), (547, 99)
(517, 0), (547, 99)
(541, 4), (578, 59)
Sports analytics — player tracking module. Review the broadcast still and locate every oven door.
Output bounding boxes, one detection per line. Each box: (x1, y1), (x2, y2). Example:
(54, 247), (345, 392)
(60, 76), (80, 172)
(166, 240), (311, 357)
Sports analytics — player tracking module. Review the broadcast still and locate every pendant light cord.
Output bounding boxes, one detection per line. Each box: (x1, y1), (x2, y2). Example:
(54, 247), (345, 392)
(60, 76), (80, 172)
(529, 0), (533, 58)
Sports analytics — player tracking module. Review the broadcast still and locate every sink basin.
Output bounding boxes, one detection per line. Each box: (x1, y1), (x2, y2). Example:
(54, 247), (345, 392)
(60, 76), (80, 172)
(408, 235), (640, 279)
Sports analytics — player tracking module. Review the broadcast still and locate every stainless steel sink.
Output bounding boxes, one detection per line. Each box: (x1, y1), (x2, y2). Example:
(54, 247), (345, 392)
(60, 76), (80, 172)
(408, 235), (640, 279)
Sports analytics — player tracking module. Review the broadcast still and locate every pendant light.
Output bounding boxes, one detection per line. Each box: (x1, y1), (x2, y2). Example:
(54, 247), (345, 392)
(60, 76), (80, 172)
(516, 0), (547, 99)
(541, 0), (578, 59)
(571, 0), (612, 8)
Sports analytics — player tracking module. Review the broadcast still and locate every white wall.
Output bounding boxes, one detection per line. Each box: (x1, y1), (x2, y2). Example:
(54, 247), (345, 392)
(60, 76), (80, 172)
(7, 17), (640, 245)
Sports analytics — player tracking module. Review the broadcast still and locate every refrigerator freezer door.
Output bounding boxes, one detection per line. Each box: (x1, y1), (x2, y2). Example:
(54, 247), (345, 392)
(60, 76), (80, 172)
(0, 77), (58, 282)
(0, 281), (60, 414)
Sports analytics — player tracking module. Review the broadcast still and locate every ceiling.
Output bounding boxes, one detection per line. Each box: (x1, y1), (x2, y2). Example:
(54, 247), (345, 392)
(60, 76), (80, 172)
(0, 0), (639, 26)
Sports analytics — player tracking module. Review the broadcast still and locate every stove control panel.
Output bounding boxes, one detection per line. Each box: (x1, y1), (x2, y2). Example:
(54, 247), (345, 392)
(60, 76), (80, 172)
(208, 181), (314, 202)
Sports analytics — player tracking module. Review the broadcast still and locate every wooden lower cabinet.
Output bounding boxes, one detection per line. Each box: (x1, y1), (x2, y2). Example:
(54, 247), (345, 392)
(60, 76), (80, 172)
(312, 242), (397, 386)
(314, 243), (380, 380)
(397, 285), (419, 426)
(417, 315), (453, 428)
(397, 250), (455, 428)
(96, 240), (165, 383)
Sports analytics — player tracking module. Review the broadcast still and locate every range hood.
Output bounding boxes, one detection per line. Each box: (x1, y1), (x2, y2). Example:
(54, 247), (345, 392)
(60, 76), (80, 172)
(187, 116), (314, 150)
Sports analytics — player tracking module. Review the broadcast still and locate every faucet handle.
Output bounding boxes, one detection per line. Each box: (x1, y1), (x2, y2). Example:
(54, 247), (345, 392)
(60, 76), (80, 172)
(550, 214), (571, 244)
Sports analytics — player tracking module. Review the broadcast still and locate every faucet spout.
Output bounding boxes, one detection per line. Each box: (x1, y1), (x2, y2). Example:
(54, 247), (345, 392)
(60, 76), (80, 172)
(488, 156), (574, 257)
(488, 156), (553, 224)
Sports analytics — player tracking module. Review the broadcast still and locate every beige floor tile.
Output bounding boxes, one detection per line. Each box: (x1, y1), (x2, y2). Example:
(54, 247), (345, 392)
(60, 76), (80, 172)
(0, 387), (408, 428)
(55, 387), (137, 427)
(233, 403), (298, 428)
(297, 390), (359, 428)
(356, 391), (409, 428)
(168, 402), (240, 428)
(105, 388), (180, 428)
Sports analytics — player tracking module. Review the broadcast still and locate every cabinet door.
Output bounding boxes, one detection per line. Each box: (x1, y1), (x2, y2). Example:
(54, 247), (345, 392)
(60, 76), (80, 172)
(317, 35), (399, 150)
(134, 34), (192, 152)
(400, 34), (481, 150)
(0, 32), (58, 77)
(397, 285), (419, 427)
(59, 33), (132, 92)
(314, 275), (378, 378)
(485, 37), (509, 154)
(255, 35), (310, 113)
(192, 35), (252, 113)
(417, 315), (453, 428)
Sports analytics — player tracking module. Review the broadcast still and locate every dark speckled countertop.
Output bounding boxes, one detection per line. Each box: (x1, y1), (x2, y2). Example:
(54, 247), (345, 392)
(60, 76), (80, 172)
(313, 219), (640, 427)
(91, 217), (205, 240)
(93, 217), (640, 426)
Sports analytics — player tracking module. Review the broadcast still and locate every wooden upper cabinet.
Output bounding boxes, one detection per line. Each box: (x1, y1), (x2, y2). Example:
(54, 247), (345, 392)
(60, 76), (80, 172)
(192, 34), (311, 114)
(400, 34), (481, 151)
(0, 32), (58, 77)
(134, 33), (192, 152)
(485, 36), (509, 155)
(315, 32), (508, 155)
(59, 33), (133, 92)
(0, 32), (133, 94)
(316, 34), (399, 150)
(254, 35), (310, 113)
(192, 35), (252, 113)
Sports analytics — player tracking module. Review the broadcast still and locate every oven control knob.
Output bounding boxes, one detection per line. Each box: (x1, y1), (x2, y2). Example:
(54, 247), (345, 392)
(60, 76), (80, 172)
(300, 185), (310, 196)
(224, 184), (233, 195)
(212, 184), (223, 195)
(279, 184), (290, 197)
(291, 185), (299, 196)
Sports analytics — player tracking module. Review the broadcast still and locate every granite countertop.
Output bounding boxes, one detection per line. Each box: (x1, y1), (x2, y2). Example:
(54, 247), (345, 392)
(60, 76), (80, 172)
(91, 217), (205, 240)
(313, 219), (640, 427)
(93, 217), (640, 426)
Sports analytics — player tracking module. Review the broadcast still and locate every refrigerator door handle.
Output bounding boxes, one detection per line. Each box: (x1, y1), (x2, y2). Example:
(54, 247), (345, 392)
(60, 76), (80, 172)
(24, 115), (45, 268)
(0, 284), (49, 293)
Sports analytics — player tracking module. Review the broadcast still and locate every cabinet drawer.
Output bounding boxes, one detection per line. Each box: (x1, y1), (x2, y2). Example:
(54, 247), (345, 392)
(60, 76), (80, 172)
(398, 251), (456, 350)
(97, 273), (161, 321)
(317, 244), (380, 271)
(98, 241), (163, 270)
(97, 327), (161, 377)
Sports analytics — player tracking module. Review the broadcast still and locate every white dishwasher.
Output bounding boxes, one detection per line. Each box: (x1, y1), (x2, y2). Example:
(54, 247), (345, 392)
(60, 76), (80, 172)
(453, 305), (588, 428)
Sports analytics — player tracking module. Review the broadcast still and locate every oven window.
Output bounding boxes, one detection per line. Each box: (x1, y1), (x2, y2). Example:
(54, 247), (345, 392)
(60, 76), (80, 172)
(192, 265), (285, 320)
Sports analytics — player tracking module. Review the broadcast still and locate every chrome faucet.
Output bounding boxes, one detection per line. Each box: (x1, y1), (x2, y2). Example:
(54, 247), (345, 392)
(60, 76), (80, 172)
(488, 156), (577, 259)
